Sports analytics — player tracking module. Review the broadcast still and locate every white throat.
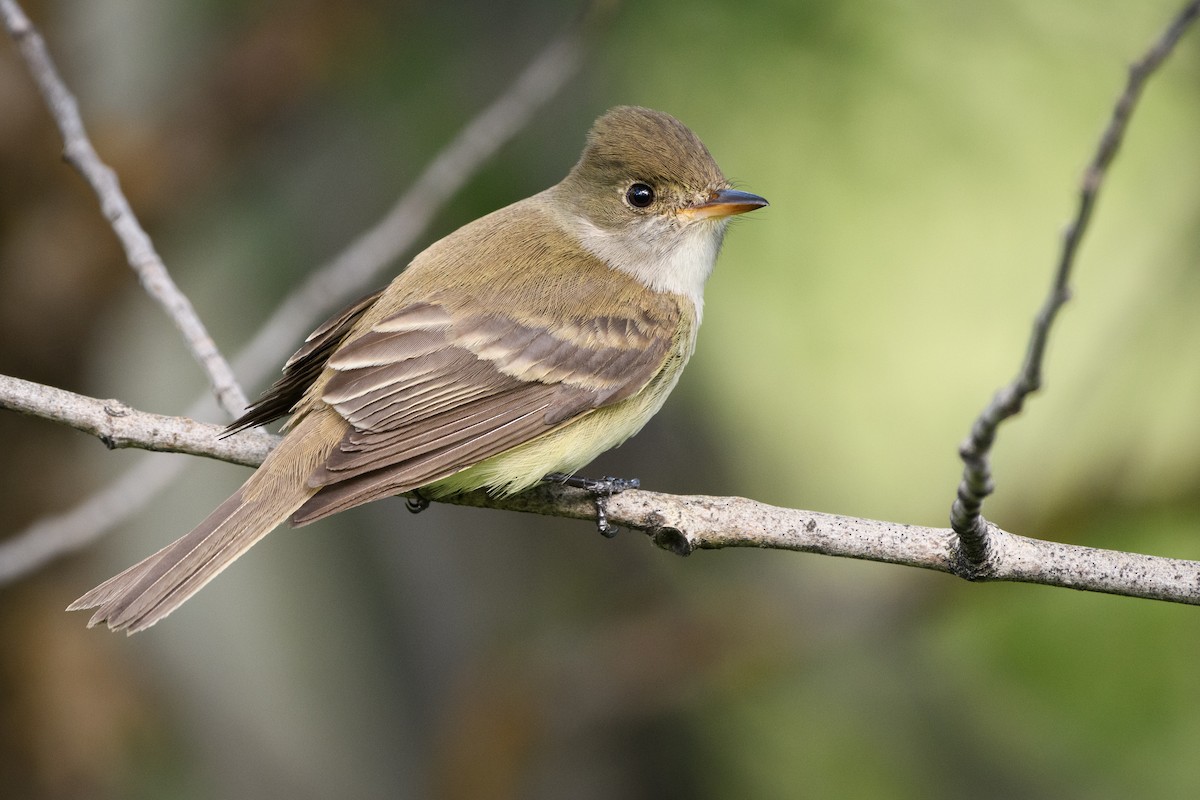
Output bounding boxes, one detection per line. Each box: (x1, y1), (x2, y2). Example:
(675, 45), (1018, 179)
(563, 213), (727, 317)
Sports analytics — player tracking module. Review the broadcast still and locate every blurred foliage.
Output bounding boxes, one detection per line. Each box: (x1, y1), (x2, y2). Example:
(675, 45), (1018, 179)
(1, 0), (1199, 798)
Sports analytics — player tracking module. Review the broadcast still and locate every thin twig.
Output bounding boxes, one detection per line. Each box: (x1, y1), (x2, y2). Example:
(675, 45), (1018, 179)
(0, 4), (607, 582)
(950, 0), (1200, 568)
(0, 0), (249, 418)
(4, 378), (1199, 605)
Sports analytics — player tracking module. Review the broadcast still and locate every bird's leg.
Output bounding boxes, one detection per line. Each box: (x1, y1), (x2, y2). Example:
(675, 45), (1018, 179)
(405, 489), (431, 514)
(543, 473), (640, 538)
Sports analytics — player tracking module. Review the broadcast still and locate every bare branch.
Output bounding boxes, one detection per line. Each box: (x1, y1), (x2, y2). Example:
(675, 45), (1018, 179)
(5, 377), (1199, 605)
(950, 0), (1200, 566)
(0, 0), (249, 418)
(0, 374), (274, 467)
(0, 4), (605, 581)
(456, 492), (1200, 606)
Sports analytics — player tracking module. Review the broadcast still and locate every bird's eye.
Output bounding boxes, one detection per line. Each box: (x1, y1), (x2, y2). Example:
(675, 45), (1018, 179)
(625, 182), (655, 208)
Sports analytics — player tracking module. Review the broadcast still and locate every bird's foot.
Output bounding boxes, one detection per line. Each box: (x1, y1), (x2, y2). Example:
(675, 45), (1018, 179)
(405, 489), (431, 514)
(544, 473), (640, 538)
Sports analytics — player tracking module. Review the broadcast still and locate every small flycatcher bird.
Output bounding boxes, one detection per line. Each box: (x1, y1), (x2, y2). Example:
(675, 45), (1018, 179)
(70, 106), (767, 633)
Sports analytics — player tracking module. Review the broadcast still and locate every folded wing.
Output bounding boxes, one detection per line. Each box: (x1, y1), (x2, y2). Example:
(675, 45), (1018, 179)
(293, 291), (683, 522)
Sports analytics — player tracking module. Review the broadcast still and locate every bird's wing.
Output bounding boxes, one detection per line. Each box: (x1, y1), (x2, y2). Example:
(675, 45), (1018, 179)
(225, 288), (386, 434)
(292, 284), (686, 523)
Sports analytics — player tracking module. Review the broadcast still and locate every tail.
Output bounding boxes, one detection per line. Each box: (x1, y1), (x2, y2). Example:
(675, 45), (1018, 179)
(68, 415), (337, 634)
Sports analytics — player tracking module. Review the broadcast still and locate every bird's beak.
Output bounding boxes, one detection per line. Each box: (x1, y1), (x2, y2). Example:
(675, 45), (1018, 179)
(681, 188), (769, 220)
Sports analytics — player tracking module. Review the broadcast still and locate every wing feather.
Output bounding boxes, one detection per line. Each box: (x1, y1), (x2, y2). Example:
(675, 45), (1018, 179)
(289, 296), (680, 523)
(298, 288), (682, 518)
(225, 289), (384, 433)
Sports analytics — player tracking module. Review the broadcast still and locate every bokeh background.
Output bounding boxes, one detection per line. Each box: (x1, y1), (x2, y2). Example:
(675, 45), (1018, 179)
(3, 0), (1200, 797)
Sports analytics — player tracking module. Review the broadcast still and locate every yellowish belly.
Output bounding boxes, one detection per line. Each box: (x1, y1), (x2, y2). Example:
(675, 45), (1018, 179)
(425, 334), (693, 497)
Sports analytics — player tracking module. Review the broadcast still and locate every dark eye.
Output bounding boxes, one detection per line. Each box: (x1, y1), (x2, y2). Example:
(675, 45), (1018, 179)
(625, 182), (655, 208)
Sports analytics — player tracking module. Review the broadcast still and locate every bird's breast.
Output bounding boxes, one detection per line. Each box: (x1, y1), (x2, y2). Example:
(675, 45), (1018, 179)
(425, 305), (699, 497)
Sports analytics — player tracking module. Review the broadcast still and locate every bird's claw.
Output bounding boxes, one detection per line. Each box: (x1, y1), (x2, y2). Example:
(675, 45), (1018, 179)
(405, 490), (430, 514)
(543, 473), (640, 537)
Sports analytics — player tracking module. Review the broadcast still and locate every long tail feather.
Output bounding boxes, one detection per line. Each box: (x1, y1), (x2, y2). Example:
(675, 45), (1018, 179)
(68, 415), (336, 634)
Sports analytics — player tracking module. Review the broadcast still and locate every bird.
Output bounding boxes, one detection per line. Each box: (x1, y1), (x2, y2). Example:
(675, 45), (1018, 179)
(69, 105), (768, 633)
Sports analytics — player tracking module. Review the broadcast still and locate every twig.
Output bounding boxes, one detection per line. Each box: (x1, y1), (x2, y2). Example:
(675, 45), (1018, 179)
(4, 378), (1199, 605)
(0, 4), (605, 582)
(0, 375), (274, 467)
(950, 0), (1200, 568)
(0, 0), (248, 418)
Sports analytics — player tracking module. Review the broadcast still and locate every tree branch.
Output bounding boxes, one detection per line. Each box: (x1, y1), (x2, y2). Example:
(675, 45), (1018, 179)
(4, 375), (1198, 605)
(0, 0), (249, 418)
(0, 374), (273, 468)
(950, 0), (1200, 567)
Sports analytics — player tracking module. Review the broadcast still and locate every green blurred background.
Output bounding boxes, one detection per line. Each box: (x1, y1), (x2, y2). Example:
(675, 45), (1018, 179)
(2, 0), (1199, 797)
